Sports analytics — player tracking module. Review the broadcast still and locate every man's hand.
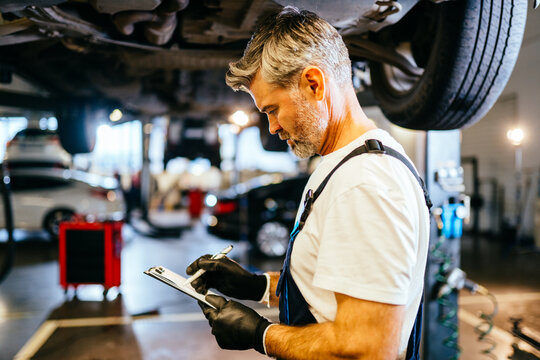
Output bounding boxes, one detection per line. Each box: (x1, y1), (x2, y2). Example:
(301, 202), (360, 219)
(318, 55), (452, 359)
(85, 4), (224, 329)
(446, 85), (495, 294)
(186, 255), (267, 301)
(199, 295), (272, 354)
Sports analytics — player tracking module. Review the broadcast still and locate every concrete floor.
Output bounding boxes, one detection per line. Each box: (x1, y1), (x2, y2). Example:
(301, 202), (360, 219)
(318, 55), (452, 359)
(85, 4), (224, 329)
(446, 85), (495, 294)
(0, 221), (539, 360)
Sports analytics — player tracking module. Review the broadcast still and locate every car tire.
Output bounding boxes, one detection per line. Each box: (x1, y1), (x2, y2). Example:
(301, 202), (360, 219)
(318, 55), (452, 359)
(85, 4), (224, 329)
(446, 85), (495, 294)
(43, 208), (76, 239)
(368, 0), (527, 130)
(56, 102), (98, 154)
(255, 221), (289, 257)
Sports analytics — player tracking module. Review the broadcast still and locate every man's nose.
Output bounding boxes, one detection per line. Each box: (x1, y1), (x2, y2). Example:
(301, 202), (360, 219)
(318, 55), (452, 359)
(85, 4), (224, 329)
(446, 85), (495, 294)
(268, 118), (281, 135)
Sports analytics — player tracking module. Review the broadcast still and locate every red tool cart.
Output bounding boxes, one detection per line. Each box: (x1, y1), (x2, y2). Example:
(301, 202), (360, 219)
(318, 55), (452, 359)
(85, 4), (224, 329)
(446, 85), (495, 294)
(59, 220), (123, 296)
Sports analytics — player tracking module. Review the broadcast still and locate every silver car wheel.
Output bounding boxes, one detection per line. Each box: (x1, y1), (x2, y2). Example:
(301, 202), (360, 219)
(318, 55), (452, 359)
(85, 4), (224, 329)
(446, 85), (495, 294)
(255, 222), (289, 257)
(44, 209), (75, 238)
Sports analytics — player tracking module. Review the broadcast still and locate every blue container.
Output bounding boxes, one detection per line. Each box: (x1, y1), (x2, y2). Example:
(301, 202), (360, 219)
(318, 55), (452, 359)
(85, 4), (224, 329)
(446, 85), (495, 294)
(441, 203), (464, 239)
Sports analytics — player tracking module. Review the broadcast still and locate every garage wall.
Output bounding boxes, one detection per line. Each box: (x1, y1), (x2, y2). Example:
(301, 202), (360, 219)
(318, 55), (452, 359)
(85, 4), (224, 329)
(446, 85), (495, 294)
(461, 95), (520, 234)
(461, 5), (540, 236)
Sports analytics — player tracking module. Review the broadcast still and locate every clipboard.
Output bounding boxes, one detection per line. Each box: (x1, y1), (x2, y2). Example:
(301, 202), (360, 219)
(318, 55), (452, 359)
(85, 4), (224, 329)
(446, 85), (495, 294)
(144, 266), (218, 309)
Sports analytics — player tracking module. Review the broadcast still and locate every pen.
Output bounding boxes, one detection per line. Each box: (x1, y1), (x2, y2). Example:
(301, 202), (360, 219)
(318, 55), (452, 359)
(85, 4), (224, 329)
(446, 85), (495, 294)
(183, 244), (233, 286)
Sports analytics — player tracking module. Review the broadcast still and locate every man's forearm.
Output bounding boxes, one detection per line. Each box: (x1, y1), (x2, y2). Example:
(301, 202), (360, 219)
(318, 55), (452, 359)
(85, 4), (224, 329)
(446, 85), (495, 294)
(265, 322), (364, 360)
(267, 272), (281, 307)
(264, 295), (403, 360)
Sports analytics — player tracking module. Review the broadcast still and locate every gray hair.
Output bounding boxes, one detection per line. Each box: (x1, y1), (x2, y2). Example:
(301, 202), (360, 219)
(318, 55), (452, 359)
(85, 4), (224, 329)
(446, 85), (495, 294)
(225, 6), (352, 92)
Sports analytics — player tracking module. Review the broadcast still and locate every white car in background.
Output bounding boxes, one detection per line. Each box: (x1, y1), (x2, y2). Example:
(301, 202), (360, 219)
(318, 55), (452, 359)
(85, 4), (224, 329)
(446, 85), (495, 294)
(4, 128), (71, 170)
(0, 168), (124, 238)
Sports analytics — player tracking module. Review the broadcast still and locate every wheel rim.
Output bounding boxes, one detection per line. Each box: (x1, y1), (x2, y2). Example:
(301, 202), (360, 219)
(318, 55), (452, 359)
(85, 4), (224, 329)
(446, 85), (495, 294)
(381, 42), (423, 95)
(370, 1), (436, 104)
(46, 210), (74, 237)
(256, 222), (289, 257)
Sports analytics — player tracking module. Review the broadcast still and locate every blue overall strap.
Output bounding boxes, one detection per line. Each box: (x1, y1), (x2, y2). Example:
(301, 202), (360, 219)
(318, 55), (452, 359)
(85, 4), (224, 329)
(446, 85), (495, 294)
(405, 297), (423, 360)
(277, 219), (317, 325)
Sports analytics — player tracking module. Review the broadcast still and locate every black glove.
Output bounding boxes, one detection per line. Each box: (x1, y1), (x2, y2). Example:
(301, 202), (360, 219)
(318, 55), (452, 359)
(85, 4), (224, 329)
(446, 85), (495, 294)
(199, 295), (272, 354)
(186, 255), (267, 301)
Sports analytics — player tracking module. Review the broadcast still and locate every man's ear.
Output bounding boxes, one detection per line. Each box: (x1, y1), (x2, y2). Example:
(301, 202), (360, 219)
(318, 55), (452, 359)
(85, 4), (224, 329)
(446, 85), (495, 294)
(300, 66), (325, 101)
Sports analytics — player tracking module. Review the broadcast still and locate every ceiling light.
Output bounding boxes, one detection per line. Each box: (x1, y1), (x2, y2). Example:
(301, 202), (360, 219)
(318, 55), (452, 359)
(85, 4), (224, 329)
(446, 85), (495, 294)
(506, 127), (524, 146)
(230, 110), (249, 127)
(109, 109), (123, 122)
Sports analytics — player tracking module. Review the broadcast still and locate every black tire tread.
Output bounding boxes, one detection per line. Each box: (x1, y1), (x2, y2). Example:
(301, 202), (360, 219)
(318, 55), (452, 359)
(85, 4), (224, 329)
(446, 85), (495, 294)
(440, 0), (520, 129)
(369, 0), (527, 130)
(56, 101), (97, 154)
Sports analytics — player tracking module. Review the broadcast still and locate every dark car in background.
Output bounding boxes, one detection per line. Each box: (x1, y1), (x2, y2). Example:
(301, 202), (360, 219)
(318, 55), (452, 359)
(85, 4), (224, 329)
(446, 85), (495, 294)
(206, 174), (309, 257)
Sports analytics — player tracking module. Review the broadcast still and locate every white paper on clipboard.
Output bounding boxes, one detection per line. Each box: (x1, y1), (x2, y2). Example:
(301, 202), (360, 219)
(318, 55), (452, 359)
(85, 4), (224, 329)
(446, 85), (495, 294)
(144, 266), (218, 309)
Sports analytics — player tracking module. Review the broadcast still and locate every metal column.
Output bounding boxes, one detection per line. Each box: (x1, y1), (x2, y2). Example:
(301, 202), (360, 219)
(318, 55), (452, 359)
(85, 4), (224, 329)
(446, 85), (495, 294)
(140, 117), (152, 221)
(422, 130), (463, 360)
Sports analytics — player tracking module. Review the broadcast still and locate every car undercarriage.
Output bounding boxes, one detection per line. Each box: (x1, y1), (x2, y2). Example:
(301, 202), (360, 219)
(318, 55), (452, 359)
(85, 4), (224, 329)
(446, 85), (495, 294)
(0, 0), (529, 153)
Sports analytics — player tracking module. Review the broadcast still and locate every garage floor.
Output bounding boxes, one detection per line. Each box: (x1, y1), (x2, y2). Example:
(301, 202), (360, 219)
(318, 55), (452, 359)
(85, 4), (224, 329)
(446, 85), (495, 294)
(1, 221), (539, 360)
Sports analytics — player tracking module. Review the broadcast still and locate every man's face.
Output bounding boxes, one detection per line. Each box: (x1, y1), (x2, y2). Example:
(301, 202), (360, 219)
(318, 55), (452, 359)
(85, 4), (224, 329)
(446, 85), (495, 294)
(249, 72), (327, 158)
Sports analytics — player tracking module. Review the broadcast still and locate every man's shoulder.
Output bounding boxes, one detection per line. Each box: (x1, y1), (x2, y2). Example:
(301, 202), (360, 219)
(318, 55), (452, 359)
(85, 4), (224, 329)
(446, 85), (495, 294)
(306, 155), (397, 205)
(308, 136), (416, 203)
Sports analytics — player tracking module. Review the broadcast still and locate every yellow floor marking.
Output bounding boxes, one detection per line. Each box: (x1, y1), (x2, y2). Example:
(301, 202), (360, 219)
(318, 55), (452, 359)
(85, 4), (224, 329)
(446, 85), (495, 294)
(14, 321), (58, 360)
(14, 308), (279, 359)
(460, 291), (540, 305)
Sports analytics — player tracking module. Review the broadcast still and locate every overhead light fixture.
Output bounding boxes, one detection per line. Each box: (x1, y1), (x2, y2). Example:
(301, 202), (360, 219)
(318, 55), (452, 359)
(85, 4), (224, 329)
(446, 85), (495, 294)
(230, 110), (249, 127)
(109, 109), (123, 122)
(506, 127), (524, 146)
(205, 194), (218, 207)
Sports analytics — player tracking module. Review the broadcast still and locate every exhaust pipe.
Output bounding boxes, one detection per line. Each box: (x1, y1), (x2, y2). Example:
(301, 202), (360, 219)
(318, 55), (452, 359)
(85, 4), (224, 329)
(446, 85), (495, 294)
(113, 0), (190, 45)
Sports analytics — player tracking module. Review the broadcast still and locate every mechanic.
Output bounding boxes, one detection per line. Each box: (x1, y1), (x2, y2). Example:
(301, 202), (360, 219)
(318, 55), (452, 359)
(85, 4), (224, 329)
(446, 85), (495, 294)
(186, 6), (430, 360)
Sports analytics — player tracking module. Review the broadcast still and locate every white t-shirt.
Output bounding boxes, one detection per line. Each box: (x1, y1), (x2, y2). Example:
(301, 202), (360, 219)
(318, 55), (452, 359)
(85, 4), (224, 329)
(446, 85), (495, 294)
(290, 129), (430, 359)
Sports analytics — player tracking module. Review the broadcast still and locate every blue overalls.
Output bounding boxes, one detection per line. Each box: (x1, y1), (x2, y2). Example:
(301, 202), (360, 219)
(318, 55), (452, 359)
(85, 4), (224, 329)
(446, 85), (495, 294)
(276, 139), (432, 359)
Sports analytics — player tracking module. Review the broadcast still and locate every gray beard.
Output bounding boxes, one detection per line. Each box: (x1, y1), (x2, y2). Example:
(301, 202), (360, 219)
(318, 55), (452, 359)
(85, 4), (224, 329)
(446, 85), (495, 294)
(290, 138), (319, 159)
(287, 91), (326, 159)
